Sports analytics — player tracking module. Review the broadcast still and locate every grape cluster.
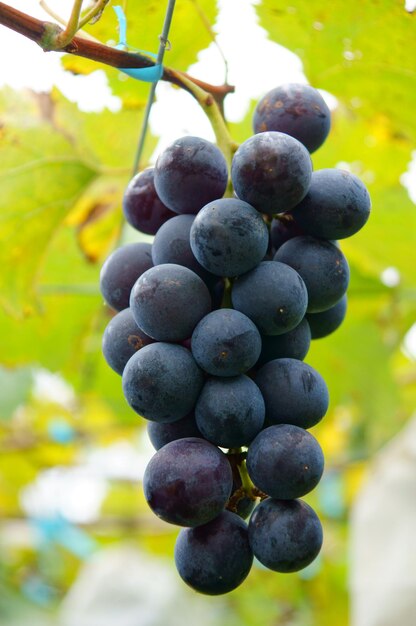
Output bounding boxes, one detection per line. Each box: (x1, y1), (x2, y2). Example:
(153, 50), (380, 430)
(100, 83), (370, 595)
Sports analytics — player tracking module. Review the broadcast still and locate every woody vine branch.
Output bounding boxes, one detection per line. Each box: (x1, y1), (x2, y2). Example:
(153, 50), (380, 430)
(0, 1), (236, 155)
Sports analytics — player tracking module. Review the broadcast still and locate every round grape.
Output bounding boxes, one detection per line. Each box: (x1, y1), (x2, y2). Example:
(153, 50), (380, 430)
(143, 438), (233, 527)
(122, 343), (203, 423)
(255, 357), (329, 429)
(175, 510), (253, 595)
(147, 414), (202, 451)
(248, 498), (323, 572)
(231, 132), (312, 215)
(195, 375), (265, 448)
(102, 308), (154, 375)
(253, 83), (331, 153)
(231, 261), (308, 335)
(154, 136), (228, 214)
(257, 318), (311, 367)
(246, 424), (324, 500)
(130, 264), (211, 342)
(191, 309), (262, 377)
(190, 198), (269, 277)
(274, 236), (349, 313)
(100, 242), (152, 311)
(122, 168), (175, 235)
(290, 169), (371, 240)
(307, 295), (347, 339)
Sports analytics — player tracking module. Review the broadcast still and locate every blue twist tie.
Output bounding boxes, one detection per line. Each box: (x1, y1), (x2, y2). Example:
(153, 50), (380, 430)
(113, 6), (163, 83)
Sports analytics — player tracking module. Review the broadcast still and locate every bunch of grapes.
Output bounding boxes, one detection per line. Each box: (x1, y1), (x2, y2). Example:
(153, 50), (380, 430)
(100, 83), (370, 595)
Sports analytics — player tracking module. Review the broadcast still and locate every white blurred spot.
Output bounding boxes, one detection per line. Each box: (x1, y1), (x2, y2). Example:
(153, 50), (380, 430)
(400, 151), (416, 204)
(318, 89), (338, 111)
(343, 51), (355, 61)
(380, 267), (401, 288)
(21, 466), (107, 523)
(82, 438), (153, 482)
(335, 161), (353, 172)
(32, 369), (76, 409)
(402, 323), (416, 361)
(405, 0), (416, 12)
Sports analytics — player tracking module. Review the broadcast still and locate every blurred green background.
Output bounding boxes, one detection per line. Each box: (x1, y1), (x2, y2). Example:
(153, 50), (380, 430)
(0, 1), (415, 625)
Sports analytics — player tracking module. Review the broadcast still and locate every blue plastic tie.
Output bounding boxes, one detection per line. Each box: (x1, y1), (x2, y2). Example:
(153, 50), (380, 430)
(113, 6), (163, 83)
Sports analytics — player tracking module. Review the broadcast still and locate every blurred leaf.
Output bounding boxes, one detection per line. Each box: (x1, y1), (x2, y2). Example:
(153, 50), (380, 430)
(0, 89), (97, 316)
(67, 176), (124, 262)
(0, 367), (33, 421)
(257, 1), (416, 140)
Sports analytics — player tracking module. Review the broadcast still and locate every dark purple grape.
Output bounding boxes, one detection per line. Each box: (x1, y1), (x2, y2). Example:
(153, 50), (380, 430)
(195, 375), (265, 448)
(191, 309), (262, 377)
(290, 169), (371, 239)
(257, 318), (311, 367)
(102, 308), (154, 375)
(189, 198), (269, 277)
(231, 261), (308, 335)
(246, 424), (324, 500)
(147, 414), (202, 451)
(307, 295), (347, 339)
(253, 83), (331, 153)
(270, 216), (305, 251)
(122, 343), (204, 423)
(151, 214), (214, 282)
(130, 264), (211, 342)
(248, 498), (323, 572)
(274, 236), (349, 313)
(154, 136), (228, 215)
(100, 242), (152, 311)
(175, 510), (253, 595)
(122, 168), (175, 235)
(255, 358), (329, 429)
(231, 132), (312, 215)
(143, 438), (233, 527)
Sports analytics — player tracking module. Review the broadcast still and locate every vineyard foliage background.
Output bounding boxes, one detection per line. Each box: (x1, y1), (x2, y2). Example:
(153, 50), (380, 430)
(0, 1), (415, 625)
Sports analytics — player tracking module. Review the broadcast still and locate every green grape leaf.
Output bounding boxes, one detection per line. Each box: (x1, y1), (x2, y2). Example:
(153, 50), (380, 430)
(0, 88), (97, 316)
(256, 0), (416, 141)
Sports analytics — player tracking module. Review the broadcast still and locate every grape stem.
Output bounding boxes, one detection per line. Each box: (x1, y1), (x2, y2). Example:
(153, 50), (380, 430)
(0, 2), (235, 108)
(162, 69), (237, 167)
